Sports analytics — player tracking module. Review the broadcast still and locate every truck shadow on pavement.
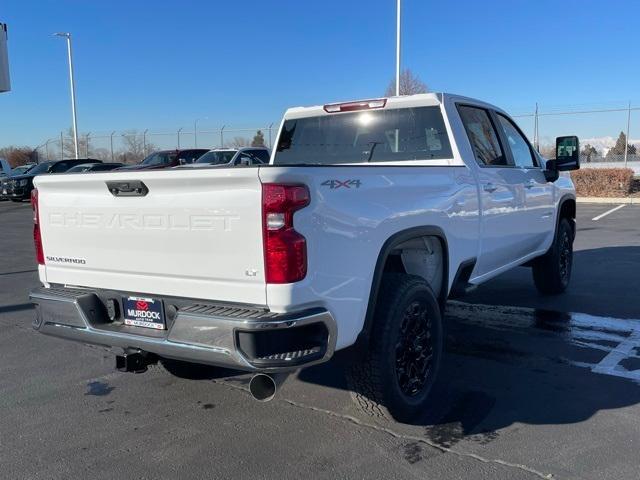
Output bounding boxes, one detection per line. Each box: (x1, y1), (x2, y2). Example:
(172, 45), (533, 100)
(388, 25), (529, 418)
(297, 297), (640, 448)
(463, 246), (640, 319)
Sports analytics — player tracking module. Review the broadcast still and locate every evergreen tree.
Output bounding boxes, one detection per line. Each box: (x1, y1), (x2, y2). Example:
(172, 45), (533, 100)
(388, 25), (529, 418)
(607, 131), (636, 158)
(251, 130), (265, 147)
(581, 144), (598, 162)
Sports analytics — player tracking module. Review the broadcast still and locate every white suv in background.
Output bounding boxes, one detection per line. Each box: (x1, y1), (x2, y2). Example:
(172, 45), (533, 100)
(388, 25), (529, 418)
(187, 147), (271, 167)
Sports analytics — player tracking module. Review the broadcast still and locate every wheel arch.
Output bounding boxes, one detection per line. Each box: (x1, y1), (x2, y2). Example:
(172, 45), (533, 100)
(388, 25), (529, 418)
(355, 226), (450, 348)
(558, 195), (577, 237)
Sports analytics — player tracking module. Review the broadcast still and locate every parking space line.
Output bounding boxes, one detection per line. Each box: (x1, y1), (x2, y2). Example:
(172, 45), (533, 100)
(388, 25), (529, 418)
(592, 204), (626, 221)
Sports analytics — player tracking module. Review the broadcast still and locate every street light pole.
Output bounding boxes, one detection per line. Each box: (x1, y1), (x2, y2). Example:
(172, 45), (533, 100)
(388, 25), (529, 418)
(624, 101), (631, 168)
(194, 117), (208, 148)
(53, 32), (79, 159)
(395, 0), (401, 96)
(110, 131), (116, 161)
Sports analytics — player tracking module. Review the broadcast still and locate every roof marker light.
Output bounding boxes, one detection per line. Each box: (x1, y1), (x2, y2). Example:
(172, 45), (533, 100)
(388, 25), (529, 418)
(323, 98), (387, 113)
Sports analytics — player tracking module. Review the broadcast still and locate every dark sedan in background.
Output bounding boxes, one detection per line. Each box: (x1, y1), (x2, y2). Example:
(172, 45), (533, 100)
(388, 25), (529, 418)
(4, 158), (101, 202)
(117, 149), (208, 171)
(66, 162), (123, 173)
(0, 163), (35, 201)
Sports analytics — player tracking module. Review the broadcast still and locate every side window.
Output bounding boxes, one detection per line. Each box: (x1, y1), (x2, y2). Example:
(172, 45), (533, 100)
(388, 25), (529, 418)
(181, 151), (204, 164)
(249, 149), (270, 163)
(233, 154), (249, 165)
(496, 114), (536, 168)
(458, 105), (507, 167)
(51, 162), (69, 173)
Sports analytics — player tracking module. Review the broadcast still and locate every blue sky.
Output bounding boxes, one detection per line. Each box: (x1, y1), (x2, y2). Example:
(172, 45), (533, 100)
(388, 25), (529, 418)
(1, 0), (639, 149)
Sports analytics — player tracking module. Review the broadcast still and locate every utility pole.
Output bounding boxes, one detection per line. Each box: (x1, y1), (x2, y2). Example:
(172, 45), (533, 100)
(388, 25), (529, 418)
(533, 102), (540, 152)
(110, 131), (116, 161)
(624, 101), (631, 168)
(395, 0), (401, 96)
(53, 33), (79, 159)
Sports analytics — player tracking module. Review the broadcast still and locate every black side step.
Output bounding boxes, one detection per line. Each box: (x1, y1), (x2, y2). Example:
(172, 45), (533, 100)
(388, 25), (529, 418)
(448, 258), (477, 299)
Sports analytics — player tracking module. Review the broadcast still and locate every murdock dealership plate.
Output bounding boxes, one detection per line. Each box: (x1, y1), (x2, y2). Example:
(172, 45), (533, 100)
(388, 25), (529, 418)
(122, 296), (166, 330)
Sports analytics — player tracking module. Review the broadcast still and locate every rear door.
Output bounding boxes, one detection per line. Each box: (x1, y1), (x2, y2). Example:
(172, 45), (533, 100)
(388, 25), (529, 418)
(457, 104), (529, 276)
(494, 113), (555, 253)
(35, 168), (266, 304)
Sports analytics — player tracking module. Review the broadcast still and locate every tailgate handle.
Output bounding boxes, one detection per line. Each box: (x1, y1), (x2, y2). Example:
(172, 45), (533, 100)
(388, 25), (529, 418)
(106, 180), (149, 197)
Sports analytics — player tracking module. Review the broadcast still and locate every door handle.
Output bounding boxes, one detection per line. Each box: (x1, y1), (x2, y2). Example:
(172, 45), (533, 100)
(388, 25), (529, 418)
(524, 179), (535, 189)
(106, 180), (149, 197)
(483, 183), (497, 193)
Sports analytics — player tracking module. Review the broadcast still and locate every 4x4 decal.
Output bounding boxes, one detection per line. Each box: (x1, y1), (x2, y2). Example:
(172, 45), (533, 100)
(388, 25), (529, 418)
(321, 179), (362, 189)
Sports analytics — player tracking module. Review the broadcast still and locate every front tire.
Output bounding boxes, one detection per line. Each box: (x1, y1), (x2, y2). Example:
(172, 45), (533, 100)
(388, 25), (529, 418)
(347, 273), (443, 423)
(532, 217), (574, 295)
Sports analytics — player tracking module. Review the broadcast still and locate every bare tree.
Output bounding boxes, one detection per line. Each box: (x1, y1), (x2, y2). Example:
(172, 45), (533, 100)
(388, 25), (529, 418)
(121, 130), (156, 163)
(62, 128), (91, 158)
(539, 144), (556, 159)
(384, 69), (428, 97)
(227, 136), (250, 148)
(92, 148), (111, 161)
(0, 146), (34, 167)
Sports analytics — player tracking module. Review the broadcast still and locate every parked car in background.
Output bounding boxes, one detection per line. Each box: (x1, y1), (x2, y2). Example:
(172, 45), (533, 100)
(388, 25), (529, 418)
(117, 149), (208, 171)
(4, 158), (101, 202)
(189, 147), (270, 167)
(66, 162), (124, 173)
(1, 163), (35, 201)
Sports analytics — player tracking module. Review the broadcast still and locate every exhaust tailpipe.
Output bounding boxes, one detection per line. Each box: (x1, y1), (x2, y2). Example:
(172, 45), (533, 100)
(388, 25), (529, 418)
(249, 373), (287, 402)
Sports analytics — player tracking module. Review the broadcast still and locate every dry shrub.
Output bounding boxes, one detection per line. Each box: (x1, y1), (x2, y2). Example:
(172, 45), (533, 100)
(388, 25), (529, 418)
(570, 168), (634, 197)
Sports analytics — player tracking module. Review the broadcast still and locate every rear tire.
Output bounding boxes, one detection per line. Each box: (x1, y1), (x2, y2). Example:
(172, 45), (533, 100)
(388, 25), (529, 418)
(532, 217), (574, 295)
(347, 273), (443, 423)
(10, 199), (22, 203)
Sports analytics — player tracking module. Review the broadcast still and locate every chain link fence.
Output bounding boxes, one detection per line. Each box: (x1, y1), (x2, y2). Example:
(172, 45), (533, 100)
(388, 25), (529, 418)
(34, 124), (279, 164)
(33, 102), (640, 173)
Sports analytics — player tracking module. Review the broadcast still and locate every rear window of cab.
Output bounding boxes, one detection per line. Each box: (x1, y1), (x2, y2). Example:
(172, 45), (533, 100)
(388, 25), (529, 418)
(274, 106), (452, 165)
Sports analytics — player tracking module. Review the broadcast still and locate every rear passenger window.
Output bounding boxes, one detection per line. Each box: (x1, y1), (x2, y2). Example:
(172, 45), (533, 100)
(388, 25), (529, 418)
(249, 149), (270, 163)
(496, 114), (536, 168)
(458, 106), (507, 167)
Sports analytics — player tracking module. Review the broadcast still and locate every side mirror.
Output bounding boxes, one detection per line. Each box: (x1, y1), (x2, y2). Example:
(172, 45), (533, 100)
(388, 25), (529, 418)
(544, 135), (580, 182)
(555, 135), (580, 171)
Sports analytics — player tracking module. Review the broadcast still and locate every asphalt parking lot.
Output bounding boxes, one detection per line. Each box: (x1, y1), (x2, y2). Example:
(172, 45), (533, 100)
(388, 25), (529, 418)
(1, 200), (639, 480)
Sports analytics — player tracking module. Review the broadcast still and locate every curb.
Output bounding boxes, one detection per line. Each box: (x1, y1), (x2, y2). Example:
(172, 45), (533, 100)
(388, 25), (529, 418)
(577, 197), (638, 204)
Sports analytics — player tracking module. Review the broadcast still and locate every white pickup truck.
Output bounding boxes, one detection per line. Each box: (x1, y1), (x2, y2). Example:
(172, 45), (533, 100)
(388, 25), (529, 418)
(30, 93), (579, 421)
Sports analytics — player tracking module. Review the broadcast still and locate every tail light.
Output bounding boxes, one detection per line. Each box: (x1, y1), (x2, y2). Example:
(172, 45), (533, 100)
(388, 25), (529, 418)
(262, 183), (310, 283)
(31, 189), (44, 265)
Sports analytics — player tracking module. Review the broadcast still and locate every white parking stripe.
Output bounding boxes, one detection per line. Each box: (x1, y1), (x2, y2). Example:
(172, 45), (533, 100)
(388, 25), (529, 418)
(592, 204), (626, 221)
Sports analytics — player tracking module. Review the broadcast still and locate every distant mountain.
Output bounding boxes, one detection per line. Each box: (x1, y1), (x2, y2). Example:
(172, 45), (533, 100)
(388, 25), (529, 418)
(581, 136), (640, 156)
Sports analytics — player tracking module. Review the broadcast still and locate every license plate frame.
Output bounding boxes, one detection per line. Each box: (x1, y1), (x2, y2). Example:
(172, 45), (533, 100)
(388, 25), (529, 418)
(122, 296), (166, 330)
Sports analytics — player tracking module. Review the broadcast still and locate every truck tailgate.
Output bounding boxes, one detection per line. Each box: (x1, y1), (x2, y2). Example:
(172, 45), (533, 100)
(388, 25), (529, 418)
(34, 168), (266, 305)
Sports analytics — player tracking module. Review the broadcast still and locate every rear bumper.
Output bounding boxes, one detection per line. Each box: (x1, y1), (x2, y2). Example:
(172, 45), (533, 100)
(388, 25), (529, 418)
(30, 286), (337, 372)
